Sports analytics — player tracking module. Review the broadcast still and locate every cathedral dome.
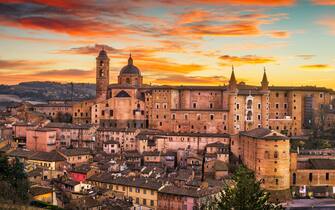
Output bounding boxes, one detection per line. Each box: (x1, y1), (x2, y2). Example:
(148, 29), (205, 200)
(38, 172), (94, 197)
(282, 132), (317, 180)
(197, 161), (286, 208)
(120, 55), (141, 75)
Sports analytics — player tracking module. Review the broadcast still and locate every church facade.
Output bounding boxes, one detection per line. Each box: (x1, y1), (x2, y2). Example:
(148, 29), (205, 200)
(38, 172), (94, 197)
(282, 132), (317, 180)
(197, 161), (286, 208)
(73, 50), (334, 137)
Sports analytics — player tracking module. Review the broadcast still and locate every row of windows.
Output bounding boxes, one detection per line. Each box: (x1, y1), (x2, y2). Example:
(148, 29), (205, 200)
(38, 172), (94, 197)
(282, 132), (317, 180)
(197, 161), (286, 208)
(170, 113), (227, 121)
(292, 172), (330, 184)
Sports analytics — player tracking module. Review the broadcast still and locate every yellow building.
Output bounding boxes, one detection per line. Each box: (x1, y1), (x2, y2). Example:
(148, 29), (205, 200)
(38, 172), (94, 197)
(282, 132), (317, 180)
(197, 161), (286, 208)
(87, 175), (163, 209)
(30, 186), (54, 204)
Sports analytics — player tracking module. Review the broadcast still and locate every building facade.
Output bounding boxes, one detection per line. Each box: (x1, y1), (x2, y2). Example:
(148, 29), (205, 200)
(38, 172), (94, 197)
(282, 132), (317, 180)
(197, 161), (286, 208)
(72, 50), (334, 138)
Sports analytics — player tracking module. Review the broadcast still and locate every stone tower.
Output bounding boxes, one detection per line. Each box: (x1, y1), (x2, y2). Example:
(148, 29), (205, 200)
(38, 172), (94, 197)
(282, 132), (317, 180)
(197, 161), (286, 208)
(96, 49), (110, 101)
(260, 68), (270, 128)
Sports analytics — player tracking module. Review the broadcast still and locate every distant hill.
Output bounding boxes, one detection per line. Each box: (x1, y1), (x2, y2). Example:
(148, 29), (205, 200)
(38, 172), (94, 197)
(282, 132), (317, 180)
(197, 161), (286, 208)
(0, 81), (96, 102)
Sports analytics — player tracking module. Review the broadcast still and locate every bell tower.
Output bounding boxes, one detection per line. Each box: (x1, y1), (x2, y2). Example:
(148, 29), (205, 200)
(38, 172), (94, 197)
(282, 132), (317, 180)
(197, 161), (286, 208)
(96, 49), (110, 101)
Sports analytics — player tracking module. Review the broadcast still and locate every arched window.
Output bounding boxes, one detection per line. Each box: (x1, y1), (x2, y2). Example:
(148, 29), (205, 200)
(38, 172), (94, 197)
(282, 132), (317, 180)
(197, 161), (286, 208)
(274, 151), (279, 159)
(100, 68), (104, 77)
(247, 99), (252, 109)
(264, 151), (270, 159)
(293, 173), (296, 184)
(247, 111), (252, 121)
(309, 173), (313, 182)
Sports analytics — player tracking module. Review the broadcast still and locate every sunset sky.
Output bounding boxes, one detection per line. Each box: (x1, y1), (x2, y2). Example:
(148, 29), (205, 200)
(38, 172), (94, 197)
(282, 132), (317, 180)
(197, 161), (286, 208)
(0, 0), (335, 88)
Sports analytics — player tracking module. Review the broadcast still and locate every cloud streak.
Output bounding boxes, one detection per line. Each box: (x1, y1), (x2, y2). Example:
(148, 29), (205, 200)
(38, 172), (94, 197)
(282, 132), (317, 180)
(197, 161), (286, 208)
(300, 64), (332, 70)
(219, 54), (276, 65)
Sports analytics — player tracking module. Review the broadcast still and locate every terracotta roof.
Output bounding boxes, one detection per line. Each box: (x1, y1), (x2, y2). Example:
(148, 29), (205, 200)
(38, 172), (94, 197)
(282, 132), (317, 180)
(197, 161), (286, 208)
(97, 127), (136, 132)
(31, 127), (56, 132)
(240, 128), (288, 140)
(206, 142), (228, 148)
(269, 86), (333, 92)
(297, 159), (335, 170)
(8, 149), (36, 159)
(159, 184), (221, 198)
(27, 168), (43, 177)
(29, 151), (66, 162)
(59, 148), (92, 156)
(70, 164), (92, 174)
(104, 140), (119, 145)
(137, 130), (230, 138)
(30, 186), (53, 196)
(88, 174), (163, 190)
(124, 150), (142, 158)
(45, 122), (92, 129)
(143, 151), (160, 156)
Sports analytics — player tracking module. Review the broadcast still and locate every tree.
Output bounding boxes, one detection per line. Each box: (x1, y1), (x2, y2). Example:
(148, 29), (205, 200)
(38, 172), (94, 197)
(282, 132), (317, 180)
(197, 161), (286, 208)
(0, 157), (30, 204)
(207, 166), (283, 210)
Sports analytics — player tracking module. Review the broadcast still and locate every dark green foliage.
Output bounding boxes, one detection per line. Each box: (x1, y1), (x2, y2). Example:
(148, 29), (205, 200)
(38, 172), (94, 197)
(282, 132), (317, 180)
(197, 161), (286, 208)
(207, 166), (283, 210)
(0, 157), (30, 204)
(55, 112), (72, 123)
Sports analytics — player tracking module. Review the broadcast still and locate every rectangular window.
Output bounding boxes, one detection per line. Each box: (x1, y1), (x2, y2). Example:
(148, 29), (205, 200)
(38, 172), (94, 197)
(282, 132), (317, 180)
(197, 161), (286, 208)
(275, 104), (279, 109)
(258, 104), (261, 109)
(326, 173), (329, 180)
(193, 103), (197, 108)
(150, 200), (154, 206)
(110, 110), (113, 116)
(236, 104), (240, 109)
(143, 199), (147, 205)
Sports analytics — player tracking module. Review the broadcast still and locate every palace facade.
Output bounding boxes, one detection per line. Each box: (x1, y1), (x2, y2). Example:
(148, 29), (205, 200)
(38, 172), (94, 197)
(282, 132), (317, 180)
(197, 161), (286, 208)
(73, 49), (334, 137)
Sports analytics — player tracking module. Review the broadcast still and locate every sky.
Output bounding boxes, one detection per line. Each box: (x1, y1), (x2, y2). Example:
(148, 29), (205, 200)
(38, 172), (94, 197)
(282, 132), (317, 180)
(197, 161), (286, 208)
(0, 0), (335, 88)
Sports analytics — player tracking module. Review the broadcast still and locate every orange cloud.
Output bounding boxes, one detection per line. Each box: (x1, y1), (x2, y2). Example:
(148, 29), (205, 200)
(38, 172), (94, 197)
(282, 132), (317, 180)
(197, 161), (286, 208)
(140, 61), (206, 74)
(219, 55), (276, 65)
(296, 55), (315, 60)
(311, 0), (335, 5)
(0, 69), (94, 85)
(0, 16), (132, 37)
(300, 64), (331, 69)
(0, 58), (56, 70)
(163, 0), (295, 6)
(149, 74), (228, 86)
(268, 31), (290, 38)
(318, 17), (335, 35)
(164, 9), (289, 39)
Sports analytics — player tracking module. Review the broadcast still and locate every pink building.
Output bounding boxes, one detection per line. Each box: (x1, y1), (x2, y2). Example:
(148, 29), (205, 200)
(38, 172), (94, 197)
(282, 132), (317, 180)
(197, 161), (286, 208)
(102, 140), (120, 154)
(26, 128), (57, 152)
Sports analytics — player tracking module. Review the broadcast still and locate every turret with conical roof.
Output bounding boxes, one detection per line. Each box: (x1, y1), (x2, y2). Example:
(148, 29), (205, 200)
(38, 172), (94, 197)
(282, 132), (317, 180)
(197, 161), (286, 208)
(261, 67), (269, 90)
